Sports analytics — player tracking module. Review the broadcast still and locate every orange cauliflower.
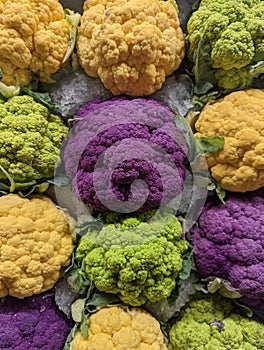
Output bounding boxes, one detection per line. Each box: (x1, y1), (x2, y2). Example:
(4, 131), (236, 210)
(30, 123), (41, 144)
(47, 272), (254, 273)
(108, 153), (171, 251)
(77, 0), (185, 96)
(195, 89), (264, 192)
(0, 193), (74, 298)
(69, 306), (167, 350)
(0, 0), (71, 86)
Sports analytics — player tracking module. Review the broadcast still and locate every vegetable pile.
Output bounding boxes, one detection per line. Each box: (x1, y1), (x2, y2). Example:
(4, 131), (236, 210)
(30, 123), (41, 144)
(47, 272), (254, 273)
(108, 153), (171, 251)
(0, 0), (263, 349)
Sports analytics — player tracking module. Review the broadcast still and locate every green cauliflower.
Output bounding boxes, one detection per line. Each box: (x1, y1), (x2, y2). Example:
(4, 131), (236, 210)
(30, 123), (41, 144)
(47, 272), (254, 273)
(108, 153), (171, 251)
(169, 293), (264, 350)
(74, 211), (189, 306)
(0, 95), (67, 184)
(187, 0), (264, 92)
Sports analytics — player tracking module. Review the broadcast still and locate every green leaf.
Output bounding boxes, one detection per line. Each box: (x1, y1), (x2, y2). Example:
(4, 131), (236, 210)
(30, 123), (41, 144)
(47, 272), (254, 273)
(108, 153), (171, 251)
(215, 184), (226, 204)
(174, 114), (199, 163)
(193, 36), (217, 95)
(85, 292), (120, 314)
(0, 81), (20, 99)
(0, 182), (10, 191)
(80, 312), (89, 339)
(191, 91), (220, 110)
(249, 61), (264, 76)
(62, 324), (78, 350)
(233, 300), (253, 318)
(67, 267), (93, 295)
(22, 87), (57, 109)
(179, 244), (194, 281)
(0, 165), (16, 192)
(18, 182), (49, 197)
(205, 276), (242, 299)
(71, 298), (86, 323)
(207, 176), (226, 203)
(63, 9), (81, 63)
(196, 136), (224, 155)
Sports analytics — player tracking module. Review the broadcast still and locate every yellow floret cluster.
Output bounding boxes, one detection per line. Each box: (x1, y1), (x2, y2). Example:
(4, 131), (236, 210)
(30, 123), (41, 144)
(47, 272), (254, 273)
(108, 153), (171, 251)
(0, 0), (70, 86)
(69, 306), (167, 350)
(195, 89), (264, 192)
(77, 0), (185, 96)
(0, 193), (74, 298)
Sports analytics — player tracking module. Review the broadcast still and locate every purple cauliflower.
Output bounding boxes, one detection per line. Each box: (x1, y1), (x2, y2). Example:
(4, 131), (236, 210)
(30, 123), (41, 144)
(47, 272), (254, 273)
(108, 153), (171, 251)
(192, 191), (264, 302)
(63, 97), (188, 213)
(0, 291), (71, 350)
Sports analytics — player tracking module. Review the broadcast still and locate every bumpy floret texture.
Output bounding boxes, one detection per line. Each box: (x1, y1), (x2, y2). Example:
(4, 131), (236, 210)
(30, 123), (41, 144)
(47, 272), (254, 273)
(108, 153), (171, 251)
(169, 293), (264, 350)
(0, 0), (70, 86)
(77, 0), (185, 96)
(187, 0), (264, 90)
(192, 191), (264, 302)
(70, 306), (167, 350)
(63, 97), (188, 213)
(195, 89), (264, 192)
(74, 212), (188, 306)
(0, 193), (74, 298)
(0, 291), (71, 350)
(0, 95), (67, 183)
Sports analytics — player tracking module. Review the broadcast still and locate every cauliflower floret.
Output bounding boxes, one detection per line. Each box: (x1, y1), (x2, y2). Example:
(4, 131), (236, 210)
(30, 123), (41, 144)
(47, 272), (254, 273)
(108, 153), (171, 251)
(195, 89), (264, 192)
(0, 0), (71, 86)
(0, 193), (74, 298)
(70, 306), (167, 350)
(77, 0), (185, 96)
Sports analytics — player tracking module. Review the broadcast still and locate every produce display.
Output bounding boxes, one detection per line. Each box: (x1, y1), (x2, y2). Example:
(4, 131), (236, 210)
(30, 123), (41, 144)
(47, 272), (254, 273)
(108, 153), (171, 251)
(0, 0), (263, 349)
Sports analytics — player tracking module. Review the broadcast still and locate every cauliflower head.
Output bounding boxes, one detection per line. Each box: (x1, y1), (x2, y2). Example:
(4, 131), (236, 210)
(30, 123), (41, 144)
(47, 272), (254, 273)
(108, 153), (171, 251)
(70, 306), (167, 350)
(0, 0), (70, 86)
(0, 194), (74, 298)
(74, 211), (188, 306)
(0, 291), (71, 350)
(0, 95), (68, 184)
(169, 293), (264, 350)
(77, 0), (185, 96)
(192, 191), (264, 302)
(187, 0), (264, 91)
(63, 97), (188, 213)
(195, 89), (264, 192)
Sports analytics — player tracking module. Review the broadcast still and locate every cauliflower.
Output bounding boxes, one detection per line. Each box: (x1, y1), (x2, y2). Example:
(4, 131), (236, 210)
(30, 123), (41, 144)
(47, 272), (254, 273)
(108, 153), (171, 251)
(0, 0), (72, 86)
(195, 89), (264, 192)
(0, 193), (74, 298)
(0, 290), (72, 350)
(169, 292), (264, 350)
(77, 0), (185, 96)
(63, 97), (188, 213)
(187, 0), (264, 91)
(69, 306), (167, 350)
(191, 191), (264, 303)
(0, 95), (67, 185)
(72, 211), (189, 306)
